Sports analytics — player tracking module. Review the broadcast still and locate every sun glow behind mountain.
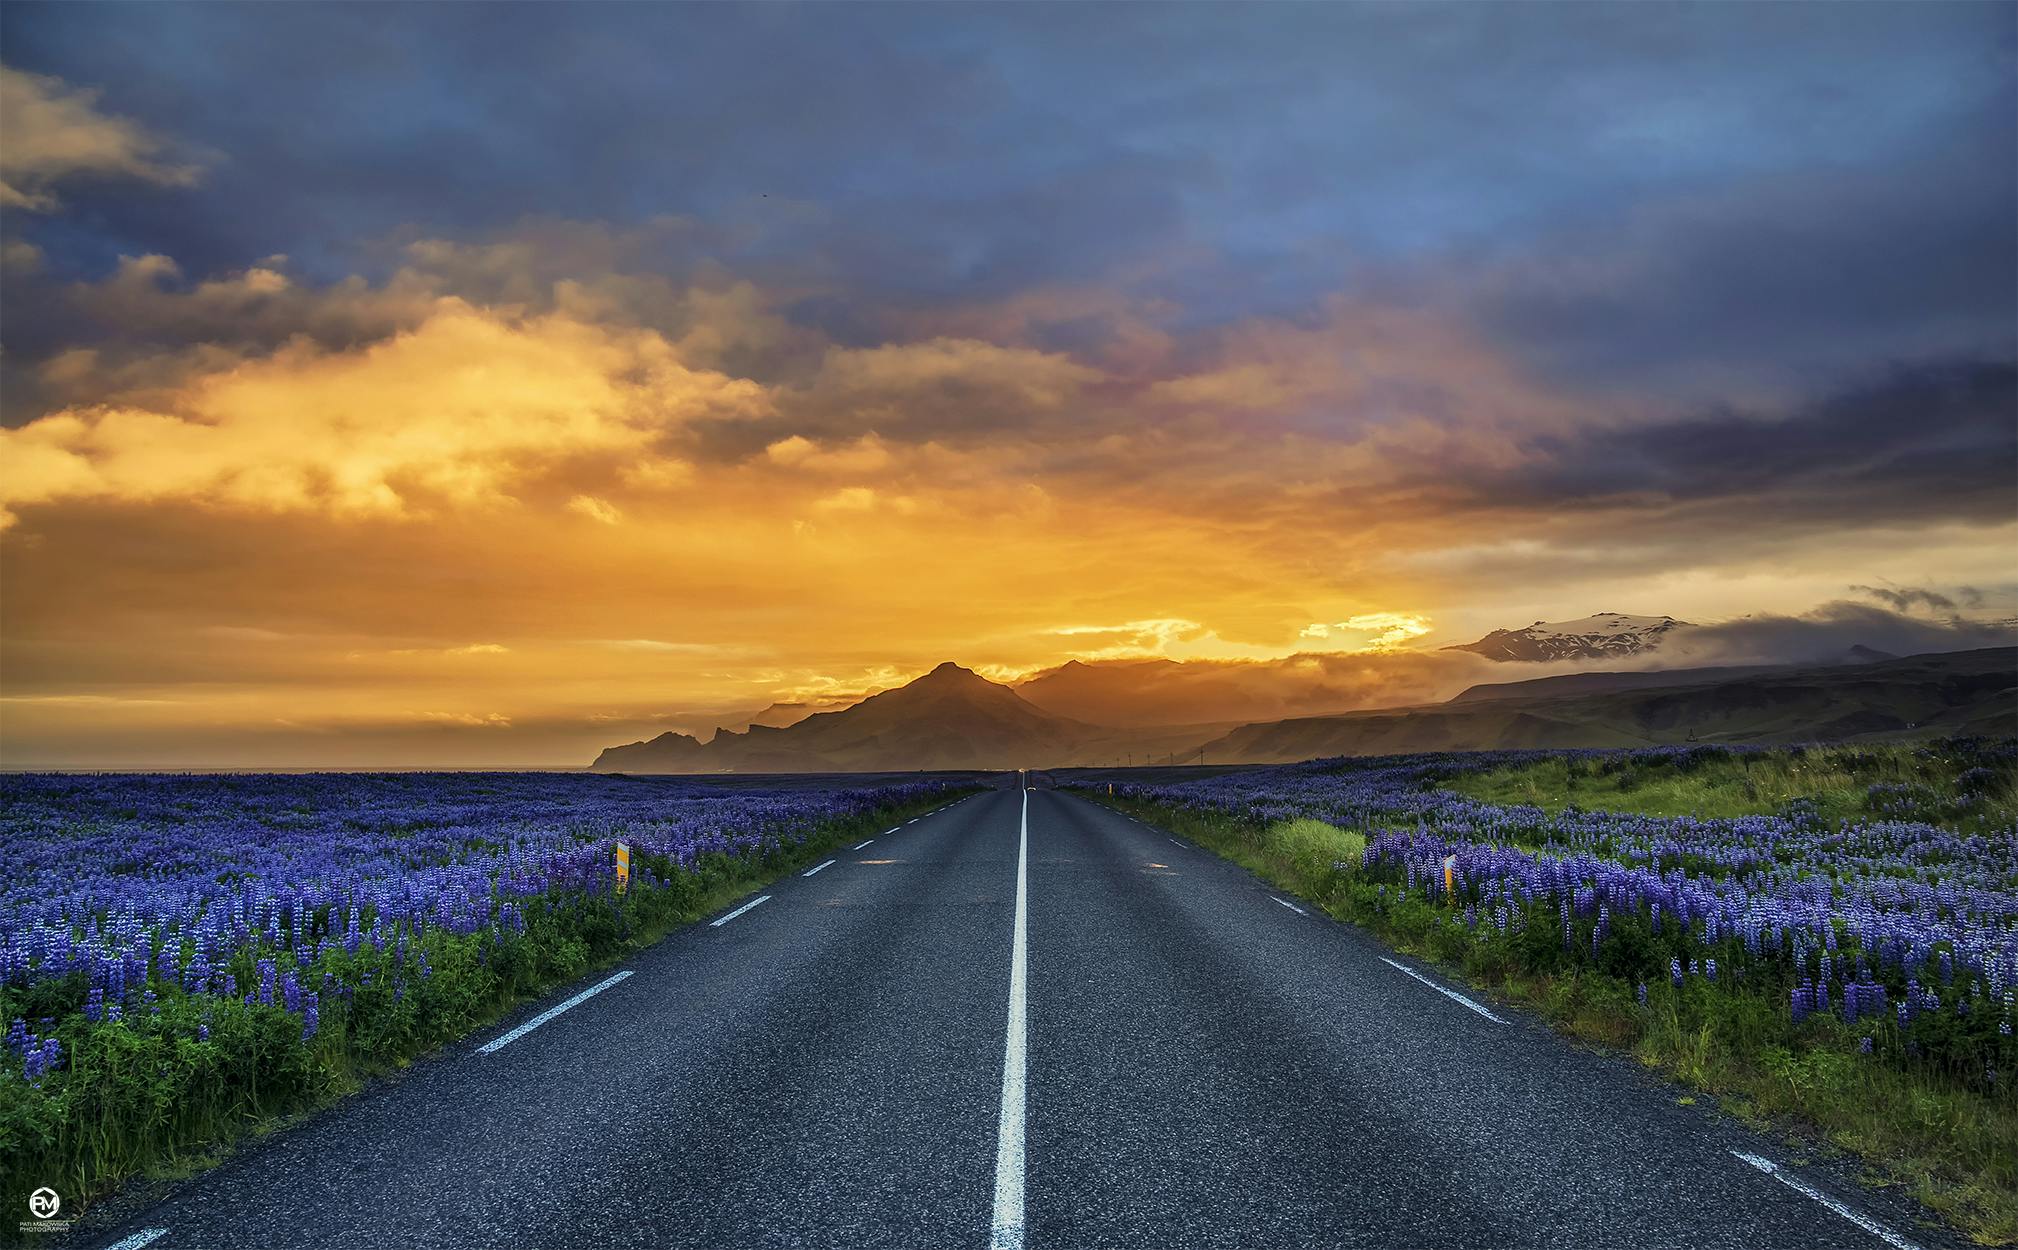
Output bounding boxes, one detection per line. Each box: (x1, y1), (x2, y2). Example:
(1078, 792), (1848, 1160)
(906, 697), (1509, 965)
(0, 6), (2013, 767)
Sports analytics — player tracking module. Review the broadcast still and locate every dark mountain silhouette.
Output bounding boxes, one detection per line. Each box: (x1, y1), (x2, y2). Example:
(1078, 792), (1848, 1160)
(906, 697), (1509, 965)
(593, 662), (1171, 772)
(1203, 647), (2016, 763)
(593, 649), (2015, 773)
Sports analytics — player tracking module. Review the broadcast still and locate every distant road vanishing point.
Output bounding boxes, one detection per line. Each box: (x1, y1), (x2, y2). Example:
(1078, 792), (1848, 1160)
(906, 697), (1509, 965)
(84, 783), (1936, 1250)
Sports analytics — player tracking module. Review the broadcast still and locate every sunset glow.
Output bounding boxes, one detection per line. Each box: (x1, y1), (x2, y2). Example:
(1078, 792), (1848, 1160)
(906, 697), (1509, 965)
(1, 5), (2013, 767)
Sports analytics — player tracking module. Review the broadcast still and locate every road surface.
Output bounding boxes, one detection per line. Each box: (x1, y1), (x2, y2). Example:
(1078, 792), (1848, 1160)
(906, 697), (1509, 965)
(72, 784), (1942, 1250)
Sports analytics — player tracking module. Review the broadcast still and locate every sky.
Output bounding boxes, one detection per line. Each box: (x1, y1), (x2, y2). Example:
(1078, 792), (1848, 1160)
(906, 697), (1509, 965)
(1, 2), (2013, 767)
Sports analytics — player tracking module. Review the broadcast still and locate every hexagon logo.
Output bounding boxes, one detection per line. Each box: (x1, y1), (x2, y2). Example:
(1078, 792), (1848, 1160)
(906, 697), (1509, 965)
(27, 1187), (60, 1219)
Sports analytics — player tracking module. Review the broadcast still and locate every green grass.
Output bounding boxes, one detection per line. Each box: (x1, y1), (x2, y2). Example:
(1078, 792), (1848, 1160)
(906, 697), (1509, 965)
(0, 788), (975, 1235)
(1084, 790), (2018, 1247)
(1445, 742), (2018, 832)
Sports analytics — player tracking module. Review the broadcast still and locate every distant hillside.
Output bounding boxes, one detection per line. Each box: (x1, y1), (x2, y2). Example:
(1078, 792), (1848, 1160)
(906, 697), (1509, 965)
(1450, 648), (1902, 704)
(1205, 647), (2016, 763)
(1014, 657), (1372, 727)
(1446, 613), (1690, 662)
(593, 662), (1232, 773)
(1450, 664), (1782, 705)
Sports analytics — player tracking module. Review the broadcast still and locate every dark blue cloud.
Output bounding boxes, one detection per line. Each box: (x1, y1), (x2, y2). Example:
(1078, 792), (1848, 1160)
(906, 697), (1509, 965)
(2, 1), (2012, 396)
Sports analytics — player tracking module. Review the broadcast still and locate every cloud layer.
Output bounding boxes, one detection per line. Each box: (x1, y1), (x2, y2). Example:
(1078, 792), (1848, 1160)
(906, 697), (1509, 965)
(0, 5), (2012, 765)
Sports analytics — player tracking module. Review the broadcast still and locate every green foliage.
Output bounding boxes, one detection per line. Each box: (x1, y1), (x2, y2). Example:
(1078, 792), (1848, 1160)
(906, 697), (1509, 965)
(1089, 789), (2018, 1247)
(1267, 818), (1366, 882)
(1444, 741), (2018, 833)
(0, 789), (970, 1229)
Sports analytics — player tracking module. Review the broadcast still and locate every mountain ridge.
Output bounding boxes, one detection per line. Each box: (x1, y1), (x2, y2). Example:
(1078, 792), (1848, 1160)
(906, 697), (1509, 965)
(591, 648), (2016, 773)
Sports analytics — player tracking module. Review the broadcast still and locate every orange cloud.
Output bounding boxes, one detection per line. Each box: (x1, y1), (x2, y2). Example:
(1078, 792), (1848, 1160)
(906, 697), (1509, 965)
(0, 300), (766, 525)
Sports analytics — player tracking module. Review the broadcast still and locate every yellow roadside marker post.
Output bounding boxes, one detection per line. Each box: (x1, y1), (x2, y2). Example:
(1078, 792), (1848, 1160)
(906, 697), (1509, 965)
(1443, 853), (1456, 902)
(616, 841), (631, 895)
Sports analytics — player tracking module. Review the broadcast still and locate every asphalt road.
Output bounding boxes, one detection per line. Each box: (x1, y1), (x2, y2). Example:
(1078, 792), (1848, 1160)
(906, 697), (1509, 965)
(70, 784), (1945, 1250)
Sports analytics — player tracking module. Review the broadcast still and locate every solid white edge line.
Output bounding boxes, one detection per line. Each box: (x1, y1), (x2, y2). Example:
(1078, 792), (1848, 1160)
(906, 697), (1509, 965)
(1378, 956), (1506, 1023)
(1270, 895), (1307, 915)
(853, 839), (875, 850)
(477, 970), (635, 1054)
(803, 859), (836, 877)
(101, 1230), (169, 1250)
(708, 894), (772, 928)
(1731, 1152), (1922, 1250)
(989, 788), (1030, 1249)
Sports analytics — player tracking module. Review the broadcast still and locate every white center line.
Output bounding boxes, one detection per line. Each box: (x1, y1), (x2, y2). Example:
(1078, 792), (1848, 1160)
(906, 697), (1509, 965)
(709, 894), (772, 928)
(802, 859), (836, 877)
(478, 970), (634, 1054)
(853, 839), (875, 850)
(101, 1230), (169, 1250)
(1270, 895), (1307, 915)
(989, 787), (1030, 1250)
(1378, 956), (1506, 1023)
(1731, 1152), (1922, 1250)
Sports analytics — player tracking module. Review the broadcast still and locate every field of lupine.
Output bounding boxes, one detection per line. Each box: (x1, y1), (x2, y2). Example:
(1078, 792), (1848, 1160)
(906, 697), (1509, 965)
(1085, 739), (2018, 1242)
(0, 771), (967, 1216)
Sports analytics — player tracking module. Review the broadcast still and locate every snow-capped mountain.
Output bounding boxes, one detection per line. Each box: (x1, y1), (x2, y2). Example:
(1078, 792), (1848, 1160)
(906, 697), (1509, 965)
(1445, 613), (1692, 662)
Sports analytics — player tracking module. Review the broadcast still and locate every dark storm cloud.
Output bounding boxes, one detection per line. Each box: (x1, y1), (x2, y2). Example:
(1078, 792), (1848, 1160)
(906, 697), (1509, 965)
(3, 2), (2011, 364)
(1449, 121), (2018, 398)
(1849, 586), (1959, 615)
(1434, 360), (2018, 525)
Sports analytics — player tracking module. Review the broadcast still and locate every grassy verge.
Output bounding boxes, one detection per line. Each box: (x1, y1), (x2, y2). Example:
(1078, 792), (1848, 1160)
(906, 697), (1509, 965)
(0, 787), (976, 1232)
(1082, 790), (2018, 1246)
(1445, 741), (2017, 831)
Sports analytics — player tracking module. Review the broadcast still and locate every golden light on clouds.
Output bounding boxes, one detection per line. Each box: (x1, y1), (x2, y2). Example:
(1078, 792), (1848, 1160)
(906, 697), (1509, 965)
(0, 300), (768, 525)
(0, 224), (2010, 767)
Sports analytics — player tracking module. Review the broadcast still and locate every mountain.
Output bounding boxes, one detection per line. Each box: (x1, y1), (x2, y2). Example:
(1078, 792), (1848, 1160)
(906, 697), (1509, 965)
(592, 661), (1219, 773)
(1446, 613), (1690, 662)
(1015, 657), (1349, 727)
(1450, 663), (1784, 704)
(731, 701), (835, 732)
(1204, 647), (2016, 763)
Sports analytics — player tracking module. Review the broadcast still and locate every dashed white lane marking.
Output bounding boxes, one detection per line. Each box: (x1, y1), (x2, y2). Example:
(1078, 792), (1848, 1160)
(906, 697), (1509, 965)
(883, 827), (899, 835)
(803, 859), (836, 877)
(1168, 838), (1185, 849)
(1731, 1152), (1922, 1250)
(709, 894), (772, 928)
(853, 839), (875, 850)
(101, 1230), (169, 1250)
(1378, 956), (1506, 1023)
(1269, 895), (1307, 915)
(478, 970), (635, 1054)
(989, 787), (1031, 1250)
